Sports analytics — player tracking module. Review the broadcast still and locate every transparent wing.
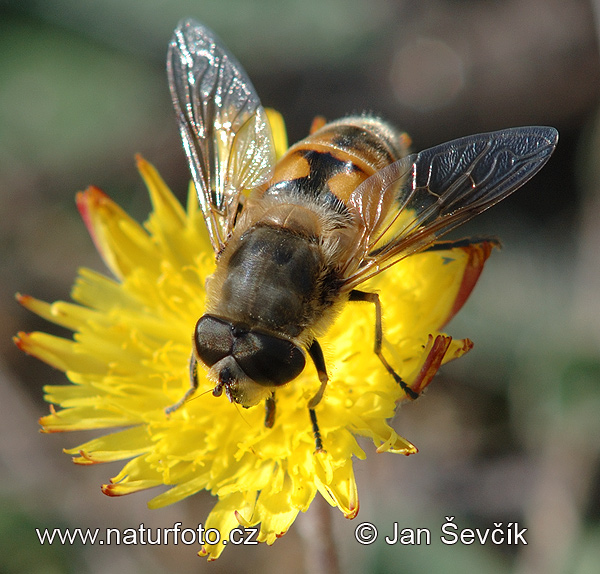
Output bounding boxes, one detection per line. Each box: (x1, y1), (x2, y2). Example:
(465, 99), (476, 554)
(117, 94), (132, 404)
(168, 19), (276, 252)
(345, 126), (558, 287)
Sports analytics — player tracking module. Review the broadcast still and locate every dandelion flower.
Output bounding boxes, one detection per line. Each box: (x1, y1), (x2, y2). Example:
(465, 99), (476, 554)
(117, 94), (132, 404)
(15, 119), (495, 559)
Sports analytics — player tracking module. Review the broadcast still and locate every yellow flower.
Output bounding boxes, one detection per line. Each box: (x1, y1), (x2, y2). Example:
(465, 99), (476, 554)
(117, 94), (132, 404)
(15, 117), (495, 560)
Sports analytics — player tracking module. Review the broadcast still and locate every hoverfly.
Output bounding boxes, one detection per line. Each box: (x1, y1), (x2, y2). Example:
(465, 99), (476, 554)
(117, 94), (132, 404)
(166, 19), (558, 450)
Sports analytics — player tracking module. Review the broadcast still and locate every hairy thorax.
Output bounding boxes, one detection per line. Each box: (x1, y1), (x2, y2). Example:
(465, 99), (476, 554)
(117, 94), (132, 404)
(204, 202), (353, 345)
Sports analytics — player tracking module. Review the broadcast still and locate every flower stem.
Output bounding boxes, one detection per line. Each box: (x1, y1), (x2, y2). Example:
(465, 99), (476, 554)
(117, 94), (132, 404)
(298, 495), (341, 574)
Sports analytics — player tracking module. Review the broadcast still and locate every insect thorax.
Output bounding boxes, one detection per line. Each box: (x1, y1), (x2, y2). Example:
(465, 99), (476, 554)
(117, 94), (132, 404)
(205, 200), (348, 344)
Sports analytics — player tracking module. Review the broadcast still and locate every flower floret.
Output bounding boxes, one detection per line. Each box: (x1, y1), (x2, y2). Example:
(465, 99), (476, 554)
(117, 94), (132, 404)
(15, 146), (494, 559)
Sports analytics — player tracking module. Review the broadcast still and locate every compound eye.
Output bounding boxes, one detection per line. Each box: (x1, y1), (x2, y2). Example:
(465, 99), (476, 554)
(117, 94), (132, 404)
(233, 332), (305, 386)
(193, 315), (234, 367)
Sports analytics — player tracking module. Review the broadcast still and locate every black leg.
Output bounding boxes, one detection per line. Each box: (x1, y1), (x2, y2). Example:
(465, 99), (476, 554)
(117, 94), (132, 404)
(307, 339), (328, 452)
(349, 289), (419, 400)
(307, 339), (328, 407)
(421, 237), (499, 251)
(264, 393), (276, 428)
(309, 407), (324, 453)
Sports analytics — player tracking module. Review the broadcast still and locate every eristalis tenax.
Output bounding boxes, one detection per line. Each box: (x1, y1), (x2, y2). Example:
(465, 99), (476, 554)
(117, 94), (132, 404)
(166, 19), (558, 450)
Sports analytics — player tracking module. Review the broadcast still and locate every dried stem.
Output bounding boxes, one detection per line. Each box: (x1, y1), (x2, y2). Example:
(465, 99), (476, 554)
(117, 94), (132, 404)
(297, 495), (341, 574)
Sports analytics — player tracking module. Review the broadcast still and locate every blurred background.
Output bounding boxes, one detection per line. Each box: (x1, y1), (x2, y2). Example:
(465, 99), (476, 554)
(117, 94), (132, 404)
(1, 0), (599, 572)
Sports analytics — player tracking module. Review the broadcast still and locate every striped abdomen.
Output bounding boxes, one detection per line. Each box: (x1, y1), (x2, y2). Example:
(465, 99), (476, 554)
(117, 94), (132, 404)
(266, 116), (410, 212)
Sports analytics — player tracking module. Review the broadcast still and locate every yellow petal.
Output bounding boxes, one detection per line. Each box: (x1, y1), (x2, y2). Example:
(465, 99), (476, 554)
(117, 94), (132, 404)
(76, 186), (159, 280)
(40, 406), (137, 432)
(16, 294), (94, 332)
(375, 428), (418, 455)
(315, 458), (359, 519)
(14, 331), (103, 373)
(265, 108), (288, 160)
(63, 426), (151, 463)
(200, 492), (257, 560)
(254, 475), (300, 544)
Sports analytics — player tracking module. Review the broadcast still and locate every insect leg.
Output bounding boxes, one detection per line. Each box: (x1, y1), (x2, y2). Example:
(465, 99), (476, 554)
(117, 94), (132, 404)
(264, 393), (276, 428)
(307, 339), (328, 407)
(309, 408), (324, 453)
(165, 351), (200, 415)
(307, 339), (328, 452)
(422, 237), (500, 252)
(349, 289), (419, 400)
